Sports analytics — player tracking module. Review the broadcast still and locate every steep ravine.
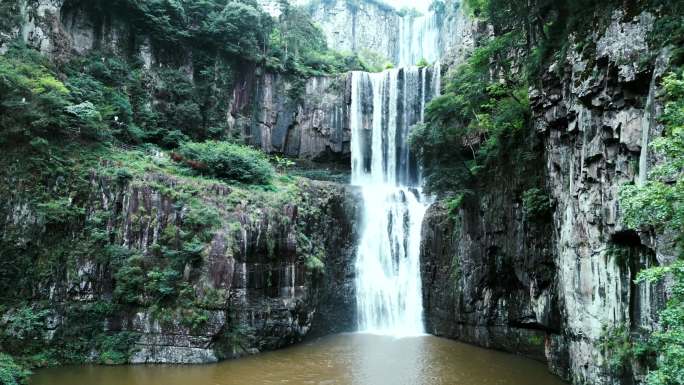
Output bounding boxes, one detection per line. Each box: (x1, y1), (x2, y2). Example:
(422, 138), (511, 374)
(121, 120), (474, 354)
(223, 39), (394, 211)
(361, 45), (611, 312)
(1, 1), (679, 384)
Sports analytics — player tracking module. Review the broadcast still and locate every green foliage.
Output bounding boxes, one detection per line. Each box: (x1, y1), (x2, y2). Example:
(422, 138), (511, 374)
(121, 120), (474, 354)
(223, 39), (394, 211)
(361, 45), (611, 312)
(146, 268), (181, 301)
(648, 1), (684, 65)
(305, 254), (325, 275)
(36, 198), (85, 225)
(97, 332), (140, 365)
(416, 58), (430, 68)
(0, 44), (103, 143)
(621, 71), (684, 233)
(445, 194), (464, 218)
(619, 71), (684, 384)
(177, 141), (275, 185)
(410, 32), (531, 195)
(357, 49), (393, 73)
(0, 306), (50, 352)
(522, 188), (552, 220)
(0, 353), (31, 385)
(634, 263), (684, 385)
(273, 155), (296, 173)
(600, 324), (642, 373)
(113, 254), (146, 305)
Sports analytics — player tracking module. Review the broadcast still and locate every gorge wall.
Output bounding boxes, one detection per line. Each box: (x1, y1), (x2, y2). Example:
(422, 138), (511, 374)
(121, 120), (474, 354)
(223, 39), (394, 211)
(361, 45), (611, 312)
(0, 0), (363, 364)
(420, 9), (676, 385)
(0, 153), (361, 363)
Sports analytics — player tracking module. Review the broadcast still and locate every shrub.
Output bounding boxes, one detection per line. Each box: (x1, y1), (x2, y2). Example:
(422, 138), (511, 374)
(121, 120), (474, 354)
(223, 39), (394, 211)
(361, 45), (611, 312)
(176, 141), (274, 185)
(113, 254), (146, 305)
(522, 188), (552, 220)
(0, 353), (31, 385)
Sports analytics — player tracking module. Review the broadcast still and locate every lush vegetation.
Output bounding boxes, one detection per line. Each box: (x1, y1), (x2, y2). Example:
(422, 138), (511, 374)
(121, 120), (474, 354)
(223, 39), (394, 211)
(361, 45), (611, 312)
(176, 140), (275, 185)
(0, 1), (358, 379)
(620, 70), (684, 385)
(409, 30), (534, 198)
(0, 353), (31, 385)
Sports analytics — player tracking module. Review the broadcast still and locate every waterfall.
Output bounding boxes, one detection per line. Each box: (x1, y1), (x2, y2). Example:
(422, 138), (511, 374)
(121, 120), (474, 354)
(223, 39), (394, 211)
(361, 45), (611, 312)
(351, 65), (440, 336)
(398, 12), (441, 67)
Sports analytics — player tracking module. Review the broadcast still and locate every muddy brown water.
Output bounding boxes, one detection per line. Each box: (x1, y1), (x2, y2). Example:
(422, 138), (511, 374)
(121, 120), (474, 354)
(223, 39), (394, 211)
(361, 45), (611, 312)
(31, 333), (566, 385)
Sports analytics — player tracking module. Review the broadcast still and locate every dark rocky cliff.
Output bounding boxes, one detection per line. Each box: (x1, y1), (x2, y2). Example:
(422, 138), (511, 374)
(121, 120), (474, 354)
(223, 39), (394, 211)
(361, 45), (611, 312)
(229, 70), (352, 163)
(2, 1), (680, 384)
(420, 9), (676, 385)
(0, 152), (360, 363)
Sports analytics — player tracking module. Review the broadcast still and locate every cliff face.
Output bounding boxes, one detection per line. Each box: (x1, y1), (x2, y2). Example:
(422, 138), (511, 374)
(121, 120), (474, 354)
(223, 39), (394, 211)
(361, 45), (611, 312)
(534, 11), (674, 384)
(306, 0), (476, 67)
(229, 71), (352, 163)
(1, 0), (352, 163)
(307, 0), (400, 63)
(0, 160), (361, 363)
(421, 181), (560, 364)
(421, 10), (675, 385)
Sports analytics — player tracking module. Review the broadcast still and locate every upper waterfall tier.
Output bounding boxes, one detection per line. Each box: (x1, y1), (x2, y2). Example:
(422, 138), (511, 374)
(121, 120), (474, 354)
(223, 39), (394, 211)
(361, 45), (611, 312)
(398, 12), (441, 68)
(306, 0), (475, 67)
(350, 64), (441, 187)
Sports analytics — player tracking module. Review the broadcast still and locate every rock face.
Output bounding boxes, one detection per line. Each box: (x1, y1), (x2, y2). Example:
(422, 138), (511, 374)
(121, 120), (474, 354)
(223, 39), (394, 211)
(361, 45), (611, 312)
(107, 175), (361, 362)
(307, 0), (399, 62)
(307, 0), (476, 67)
(421, 10), (675, 385)
(1, 168), (361, 363)
(533, 11), (675, 384)
(421, 188), (560, 365)
(229, 71), (352, 163)
(1, 0), (67, 57)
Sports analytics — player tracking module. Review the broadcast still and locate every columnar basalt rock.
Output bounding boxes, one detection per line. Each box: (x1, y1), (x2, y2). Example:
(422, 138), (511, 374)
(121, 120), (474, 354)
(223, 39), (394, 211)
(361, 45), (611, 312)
(420, 181), (561, 366)
(533, 11), (675, 385)
(420, 10), (676, 385)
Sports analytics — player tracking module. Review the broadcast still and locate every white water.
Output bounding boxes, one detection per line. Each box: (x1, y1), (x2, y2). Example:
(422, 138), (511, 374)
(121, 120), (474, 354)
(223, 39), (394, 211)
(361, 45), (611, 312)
(398, 12), (441, 67)
(351, 63), (440, 336)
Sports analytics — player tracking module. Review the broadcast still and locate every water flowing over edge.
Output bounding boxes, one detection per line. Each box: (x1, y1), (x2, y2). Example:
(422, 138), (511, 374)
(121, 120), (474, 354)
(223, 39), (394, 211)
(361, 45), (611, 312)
(398, 12), (442, 68)
(350, 65), (440, 337)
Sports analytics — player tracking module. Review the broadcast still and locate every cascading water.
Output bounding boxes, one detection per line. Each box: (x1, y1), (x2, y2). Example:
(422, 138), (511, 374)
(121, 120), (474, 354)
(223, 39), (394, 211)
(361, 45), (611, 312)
(351, 64), (440, 336)
(398, 12), (441, 67)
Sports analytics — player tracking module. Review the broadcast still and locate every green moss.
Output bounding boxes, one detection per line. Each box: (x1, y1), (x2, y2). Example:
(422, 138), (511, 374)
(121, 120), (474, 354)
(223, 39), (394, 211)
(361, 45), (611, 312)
(527, 335), (544, 346)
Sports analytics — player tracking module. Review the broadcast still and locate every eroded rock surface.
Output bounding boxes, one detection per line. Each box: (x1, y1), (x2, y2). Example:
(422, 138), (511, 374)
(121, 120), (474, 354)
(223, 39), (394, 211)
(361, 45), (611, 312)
(421, 10), (676, 385)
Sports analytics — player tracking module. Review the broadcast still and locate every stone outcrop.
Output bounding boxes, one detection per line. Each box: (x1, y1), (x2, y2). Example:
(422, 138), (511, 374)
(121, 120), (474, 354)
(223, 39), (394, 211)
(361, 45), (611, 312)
(421, 9), (676, 385)
(421, 186), (560, 365)
(107, 174), (360, 362)
(229, 71), (352, 163)
(1, 168), (361, 363)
